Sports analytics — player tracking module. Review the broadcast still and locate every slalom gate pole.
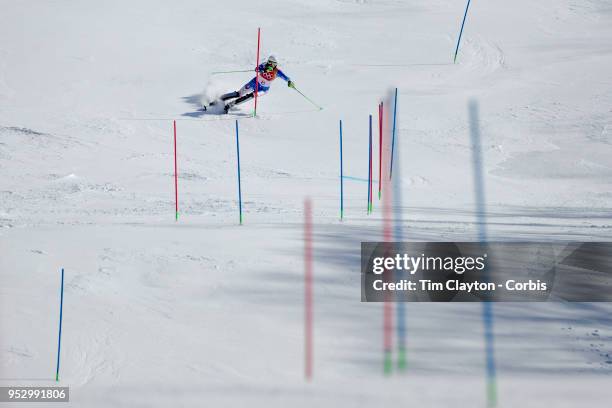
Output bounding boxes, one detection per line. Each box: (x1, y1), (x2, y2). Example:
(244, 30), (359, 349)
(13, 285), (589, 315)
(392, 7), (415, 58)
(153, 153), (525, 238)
(173, 120), (179, 221)
(55, 268), (64, 382)
(469, 100), (497, 407)
(254, 28), (261, 117)
(382, 136), (393, 376)
(390, 100), (407, 371)
(389, 88), (398, 180)
(378, 102), (383, 200)
(304, 198), (313, 380)
(454, 0), (472, 64)
(340, 120), (344, 220)
(235, 120), (243, 225)
(291, 87), (323, 111)
(368, 115), (372, 214)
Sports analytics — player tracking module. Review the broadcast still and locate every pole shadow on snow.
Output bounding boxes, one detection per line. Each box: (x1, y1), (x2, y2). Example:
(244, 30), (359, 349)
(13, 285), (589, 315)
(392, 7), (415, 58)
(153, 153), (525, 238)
(219, 219), (612, 376)
(211, 90), (612, 377)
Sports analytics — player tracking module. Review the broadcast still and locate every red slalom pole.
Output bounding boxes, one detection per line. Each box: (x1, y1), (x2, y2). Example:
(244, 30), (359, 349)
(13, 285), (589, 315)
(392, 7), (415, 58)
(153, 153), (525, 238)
(304, 198), (313, 380)
(369, 115), (373, 214)
(173, 120), (179, 221)
(378, 102), (383, 200)
(382, 117), (393, 374)
(253, 28), (261, 117)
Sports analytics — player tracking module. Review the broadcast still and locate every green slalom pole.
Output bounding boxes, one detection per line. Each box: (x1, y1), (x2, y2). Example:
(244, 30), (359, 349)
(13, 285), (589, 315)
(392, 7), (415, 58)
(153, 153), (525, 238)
(291, 86), (323, 110)
(397, 347), (407, 370)
(384, 350), (392, 375)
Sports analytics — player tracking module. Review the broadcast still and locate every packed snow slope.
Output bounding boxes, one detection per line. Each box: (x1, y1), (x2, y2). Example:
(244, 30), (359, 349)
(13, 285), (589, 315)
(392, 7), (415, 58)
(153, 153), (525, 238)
(1, 0), (612, 407)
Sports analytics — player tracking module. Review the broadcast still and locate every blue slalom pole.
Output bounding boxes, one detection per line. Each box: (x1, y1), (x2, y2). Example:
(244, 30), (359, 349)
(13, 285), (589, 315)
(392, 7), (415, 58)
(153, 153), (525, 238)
(368, 115), (372, 214)
(454, 0), (472, 63)
(469, 100), (497, 407)
(340, 120), (344, 220)
(389, 88), (398, 179)
(483, 301), (496, 407)
(55, 268), (64, 382)
(235, 120), (243, 225)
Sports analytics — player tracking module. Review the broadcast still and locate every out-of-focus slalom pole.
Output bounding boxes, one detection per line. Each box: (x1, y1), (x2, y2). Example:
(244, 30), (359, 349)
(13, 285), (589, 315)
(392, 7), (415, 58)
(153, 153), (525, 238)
(389, 88), (398, 179)
(454, 0), (472, 64)
(173, 120), (179, 221)
(235, 120), (243, 225)
(388, 90), (407, 371)
(469, 100), (497, 408)
(55, 268), (64, 382)
(340, 120), (344, 220)
(254, 28), (261, 117)
(304, 198), (313, 381)
(382, 105), (393, 376)
(291, 86), (323, 111)
(368, 115), (373, 214)
(378, 102), (383, 200)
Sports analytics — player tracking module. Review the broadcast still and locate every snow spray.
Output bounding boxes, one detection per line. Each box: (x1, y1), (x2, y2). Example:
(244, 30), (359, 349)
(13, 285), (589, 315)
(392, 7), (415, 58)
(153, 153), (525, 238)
(304, 198), (313, 380)
(469, 100), (497, 407)
(55, 268), (64, 382)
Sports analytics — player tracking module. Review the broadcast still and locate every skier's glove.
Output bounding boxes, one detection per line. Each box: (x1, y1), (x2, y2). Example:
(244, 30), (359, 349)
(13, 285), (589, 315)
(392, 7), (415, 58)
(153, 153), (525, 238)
(288, 81), (295, 89)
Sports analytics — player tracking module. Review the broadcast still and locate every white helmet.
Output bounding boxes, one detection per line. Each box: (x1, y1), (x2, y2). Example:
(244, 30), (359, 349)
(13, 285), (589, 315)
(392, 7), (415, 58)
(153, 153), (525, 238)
(267, 55), (278, 66)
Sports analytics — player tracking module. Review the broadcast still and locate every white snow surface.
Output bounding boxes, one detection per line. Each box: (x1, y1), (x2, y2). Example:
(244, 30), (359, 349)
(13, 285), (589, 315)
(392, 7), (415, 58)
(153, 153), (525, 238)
(1, 0), (612, 406)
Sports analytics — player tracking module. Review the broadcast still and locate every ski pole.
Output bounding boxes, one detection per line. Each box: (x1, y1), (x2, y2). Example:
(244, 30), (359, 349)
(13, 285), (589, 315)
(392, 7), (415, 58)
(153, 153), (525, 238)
(211, 69), (255, 75)
(291, 86), (323, 110)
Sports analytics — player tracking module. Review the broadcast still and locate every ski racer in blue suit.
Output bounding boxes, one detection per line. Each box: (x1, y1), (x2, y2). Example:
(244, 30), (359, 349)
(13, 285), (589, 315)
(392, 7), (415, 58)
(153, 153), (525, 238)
(214, 55), (294, 113)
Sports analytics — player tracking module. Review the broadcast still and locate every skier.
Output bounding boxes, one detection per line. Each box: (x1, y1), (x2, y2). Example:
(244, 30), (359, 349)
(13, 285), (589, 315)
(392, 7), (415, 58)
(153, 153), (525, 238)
(205, 55), (294, 113)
